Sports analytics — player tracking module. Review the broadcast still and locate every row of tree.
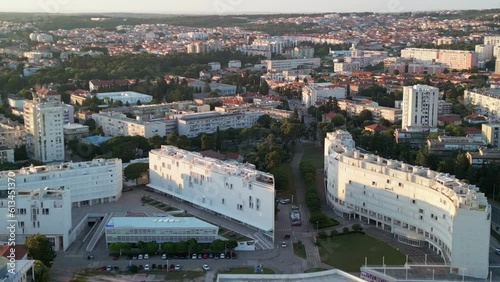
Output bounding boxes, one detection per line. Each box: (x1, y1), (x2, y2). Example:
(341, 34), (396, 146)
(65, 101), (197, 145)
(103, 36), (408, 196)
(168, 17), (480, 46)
(108, 239), (238, 256)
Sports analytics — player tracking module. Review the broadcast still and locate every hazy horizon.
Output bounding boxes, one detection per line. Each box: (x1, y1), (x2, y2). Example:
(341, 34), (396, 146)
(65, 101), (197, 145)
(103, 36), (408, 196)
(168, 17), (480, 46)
(1, 0), (498, 15)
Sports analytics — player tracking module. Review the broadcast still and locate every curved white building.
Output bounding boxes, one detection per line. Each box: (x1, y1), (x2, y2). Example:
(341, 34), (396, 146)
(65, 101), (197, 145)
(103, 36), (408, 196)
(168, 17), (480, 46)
(324, 131), (490, 279)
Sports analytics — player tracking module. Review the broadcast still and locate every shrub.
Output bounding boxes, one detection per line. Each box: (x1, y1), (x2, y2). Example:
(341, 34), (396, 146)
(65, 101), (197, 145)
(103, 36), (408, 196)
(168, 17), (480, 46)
(352, 224), (363, 232)
(129, 265), (138, 273)
(318, 231), (328, 239)
(330, 229), (339, 237)
(342, 227), (350, 233)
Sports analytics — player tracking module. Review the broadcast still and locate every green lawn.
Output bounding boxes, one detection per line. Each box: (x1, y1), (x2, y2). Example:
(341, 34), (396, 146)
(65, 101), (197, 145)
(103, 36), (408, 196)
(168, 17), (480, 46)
(72, 269), (204, 281)
(293, 242), (307, 260)
(218, 227), (252, 241)
(301, 145), (324, 169)
(219, 267), (275, 274)
(318, 233), (406, 272)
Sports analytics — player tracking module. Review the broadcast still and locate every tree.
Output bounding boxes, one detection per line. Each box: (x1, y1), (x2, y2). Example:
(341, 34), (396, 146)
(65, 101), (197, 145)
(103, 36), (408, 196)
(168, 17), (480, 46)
(257, 114), (273, 129)
(166, 132), (179, 146)
(358, 110), (373, 122)
(34, 260), (51, 282)
(123, 163), (149, 185)
(108, 242), (132, 255)
(271, 167), (289, 190)
(331, 115), (346, 127)
(209, 240), (226, 252)
(26, 234), (56, 267)
(259, 80), (269, 95)
(226, 240), (238, 251)
(161, 242), (176, 254)
(187, 238), (198, 256)
(201, 134), (215, 151)
(137, 241), (158, 254)
(84, 118), (97, 132)
(265, 150), (281, 171)
(129, 264), (139, 273)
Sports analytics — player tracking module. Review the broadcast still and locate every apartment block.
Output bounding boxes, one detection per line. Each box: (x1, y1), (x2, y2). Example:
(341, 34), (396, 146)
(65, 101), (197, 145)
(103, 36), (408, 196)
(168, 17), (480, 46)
(148, 146), (275, 236)
(0, 146), (14, 164)
(262, 58), (321, 72)
(324, 131), (490, 279)
(338, 99), (402, 123)
(24, 90), (65, 162)
(0, 159), (122, 206)
(302, 83), (346, 107)
(427, 136), (484, 155)
(482, 123), (500, 148)
(0, 187), (72, 251)
(177, 111), (262, 138)
(464, 88), (500, 121)
(401, 48), (477, 70)
(92, 112), (176, 138)
(402, 85), (439, 130)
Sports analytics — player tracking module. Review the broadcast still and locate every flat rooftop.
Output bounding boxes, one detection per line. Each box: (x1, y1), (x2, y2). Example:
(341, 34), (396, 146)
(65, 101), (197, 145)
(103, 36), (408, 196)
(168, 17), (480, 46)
(96, 91), (152, 99)
(216, 269), (364, 282)
(105, 216), (217, 229)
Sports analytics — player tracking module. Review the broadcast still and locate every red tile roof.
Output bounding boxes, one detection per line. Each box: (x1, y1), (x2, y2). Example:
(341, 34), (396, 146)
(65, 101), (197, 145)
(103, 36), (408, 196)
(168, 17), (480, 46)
(365, 123), (388, 132)
(0, 244), (28, 260)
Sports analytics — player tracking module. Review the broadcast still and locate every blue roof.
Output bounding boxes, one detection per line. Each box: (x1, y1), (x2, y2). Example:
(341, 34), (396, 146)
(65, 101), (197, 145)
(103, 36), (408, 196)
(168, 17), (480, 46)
(105, 217), (218, 229)
(83, 135), (111, 145)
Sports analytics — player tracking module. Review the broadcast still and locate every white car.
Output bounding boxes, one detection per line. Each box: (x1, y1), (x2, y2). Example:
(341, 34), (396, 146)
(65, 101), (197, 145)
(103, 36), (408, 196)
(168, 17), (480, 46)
(138, 254), (143, 260)
(106, 265), (112, 271)
(202, 264), (210, 271)
(144, 264), (150, 270)
(175, 264), (182, 270)
(144, 254), (149, 259)
(161, 254), (167, 260)
(281, 242), (287, 248)
(220, 253), (225, 259)
(192, 253), (197, 259)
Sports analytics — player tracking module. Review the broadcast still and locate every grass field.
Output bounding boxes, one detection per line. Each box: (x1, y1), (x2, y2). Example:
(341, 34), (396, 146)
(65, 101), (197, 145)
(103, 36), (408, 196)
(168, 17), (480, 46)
(318, 233), (406, 272)
(293, 242), (307, 260)
(218, 267), (275, 274)
(71, 269), (204, 281)
(301, 145), (324, 169)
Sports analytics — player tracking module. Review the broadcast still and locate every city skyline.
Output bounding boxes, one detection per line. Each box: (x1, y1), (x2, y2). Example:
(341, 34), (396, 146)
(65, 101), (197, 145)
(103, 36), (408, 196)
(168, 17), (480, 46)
(0, 0), (498, 14)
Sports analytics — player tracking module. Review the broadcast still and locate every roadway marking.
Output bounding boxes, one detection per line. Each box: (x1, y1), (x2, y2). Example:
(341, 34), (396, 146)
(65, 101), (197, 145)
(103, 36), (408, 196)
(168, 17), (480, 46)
(64, 254), (84, 258)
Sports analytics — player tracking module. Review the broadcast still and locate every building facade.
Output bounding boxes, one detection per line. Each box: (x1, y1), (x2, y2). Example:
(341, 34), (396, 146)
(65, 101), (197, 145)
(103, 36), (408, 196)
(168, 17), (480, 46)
(402, 85), (439, 130)
(401, 48), (477, 70)
(96, 91), (153, 105)
(324, 131), (490, 279)
(105, 217), (219, 245)
(302, 84), (347, 107)
(482, 123), (500, 148)
(24, 91), (65, 162)
(262, 58), (321, 72)
(0, 146), (14, 164)
(467, 147), (500, 167)
(0, 187), (72, 251)
(426, 136), (484, 155)
(177, 111), (262, 138)
(148, 146), (275, 235)
(92, 112), (176, 138)
(338, 99), (402, 123)
(464, 88), (500, 121)
(0, 159), (122, 206)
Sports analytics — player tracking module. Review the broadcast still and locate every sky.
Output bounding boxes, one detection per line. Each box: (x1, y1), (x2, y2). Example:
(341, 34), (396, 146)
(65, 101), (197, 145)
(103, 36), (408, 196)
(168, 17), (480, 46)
(0, 0), (498, 15)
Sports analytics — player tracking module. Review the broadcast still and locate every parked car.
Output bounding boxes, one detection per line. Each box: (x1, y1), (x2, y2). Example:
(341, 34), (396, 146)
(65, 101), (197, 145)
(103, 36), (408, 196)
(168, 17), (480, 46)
(138, 254), (143, 260)
(175, 264), (182, 270)
(192, 253), (197, 259)
(163, 264), (168, 271)
(138, 265), (143, 270)
(151, 264), (157, 269)
(170, 264), (175, 270)
(106, 265), (112, 271)
(202, 264), (210, 271)
(231, 252), (237, 259)
(209, 253), (214, 259)
(161, 254), (167, 260)
(281, 241), (287, 248)
(203, 253), (208, 259)
(87, 255), (94, 260)
(225, 252), (231, 259)
(144, 254), (149, 259)
(132, 255), (138, 260)
(280, 199), (291, 204)
(112, 255), (119, 260)
(144, 264), (150, 271)
(197, 254), (203, 259)
(220, 253), (225, 259)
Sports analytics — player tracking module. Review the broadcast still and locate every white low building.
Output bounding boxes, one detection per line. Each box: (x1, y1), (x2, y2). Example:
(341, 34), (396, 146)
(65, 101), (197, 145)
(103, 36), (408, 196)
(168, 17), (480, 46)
(92, 112), (176, 138)
(105, 217), (219, 245)
(0, 187), (72, 251)
(96, 91), (153, 105)
(148, 146), (275, 236)
(177, 111), (262, 138)
(464, 88), (500, 121)
(324, 130), (490, 279)
(0, 159), (123, 207)
(262, 58), (321, 72)
(302, 83), (347, 107)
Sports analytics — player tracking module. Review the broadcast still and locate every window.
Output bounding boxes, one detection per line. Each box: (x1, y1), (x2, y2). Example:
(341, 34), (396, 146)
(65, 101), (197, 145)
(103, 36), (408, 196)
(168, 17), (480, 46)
(386, 179), (390, 184)
(412, 199), (416, 204)
(372, 181), (377, 186)
(419, 209), (423, 214)
(42, 208), (49, 215)
(222, 198), (225, 205)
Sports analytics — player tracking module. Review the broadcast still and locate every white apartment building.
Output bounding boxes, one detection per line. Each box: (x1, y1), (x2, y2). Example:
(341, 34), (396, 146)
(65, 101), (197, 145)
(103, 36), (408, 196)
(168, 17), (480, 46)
(0, 187), (72, 251)
(482, 123), (500, 148)
(62, 103), (75, 124)
(402, 85), (439, 130)
(148, 146), (275, 234)
(177, 111), (262, 138)
(493, 45), (500, 59)
(302, 84), (346, 107)
(333, 62), (361, 73)
(92, 112), (176, 138)
(338, 100), (402, 123)
(464, 88), (500, 121)
(105, 217), (219, 245)
(0, 159), (122, 207)
(228, 60), (242, 69)
(0, 121), (25, 149)
(484, 36), (500, 46)
(262, 58), (321, 72)
(475, 44), (494, 62)
(63, 123), (89, 142)
(96, 91), (153, 105)
(401, 48), (477, 70)
(208, 62), (221, 71)
(324, 131), (490, 279)
(0, 146), (14, 163)
(7, 97), (26, 109)
(0, 258), (35, 282)
(401, 48), (439, 65)
(24, 91), (65, 162)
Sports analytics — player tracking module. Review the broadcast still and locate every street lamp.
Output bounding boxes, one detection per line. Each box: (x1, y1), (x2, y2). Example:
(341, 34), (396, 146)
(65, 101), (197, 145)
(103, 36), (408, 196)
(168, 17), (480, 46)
(316, 221), (318, 231)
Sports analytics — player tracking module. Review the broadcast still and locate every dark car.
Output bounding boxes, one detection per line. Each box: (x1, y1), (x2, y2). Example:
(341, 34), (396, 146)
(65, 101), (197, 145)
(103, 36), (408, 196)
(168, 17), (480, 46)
(209, 253), (214, 259)
(151, 264), (157, 269)
(169, 264), (175, 270)
(203, 253), (208, 259)
(112, 255), (119, 260)
(87, 255), (94, 260)
(225, 252), (231, 259)
(138, 265), (143, 270)
(231, 252), (237, 259)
